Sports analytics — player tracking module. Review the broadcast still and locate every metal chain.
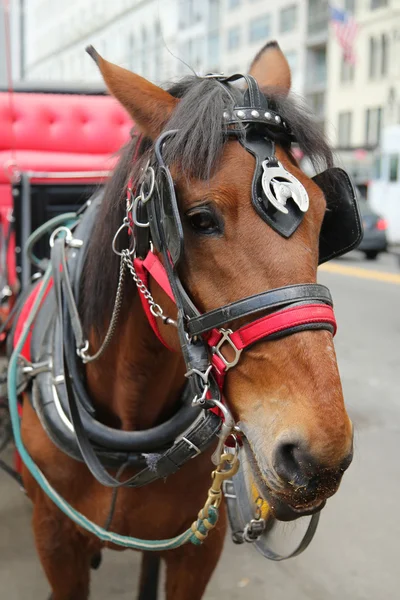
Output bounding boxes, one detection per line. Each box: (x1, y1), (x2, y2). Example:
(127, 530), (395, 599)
(78, 256), (127, 363)
(79, 242), (176, 363)
(121, 249), (177, 326)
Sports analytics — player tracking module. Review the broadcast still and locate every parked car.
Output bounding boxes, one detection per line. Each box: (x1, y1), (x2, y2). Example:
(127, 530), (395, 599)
(357, 199), (388, 260)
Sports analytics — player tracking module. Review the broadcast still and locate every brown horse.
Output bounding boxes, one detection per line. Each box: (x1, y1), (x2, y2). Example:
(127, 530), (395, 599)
(20, 42), (353, 600)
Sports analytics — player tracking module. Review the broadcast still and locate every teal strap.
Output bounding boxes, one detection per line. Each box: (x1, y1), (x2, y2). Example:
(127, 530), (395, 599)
(25, 212), (78, 268)
(190, 506), (219, 546)
(7, 266), (217, 550)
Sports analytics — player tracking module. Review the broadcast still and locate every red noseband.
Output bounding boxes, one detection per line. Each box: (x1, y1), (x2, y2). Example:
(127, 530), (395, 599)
(134, 251), (336, 390)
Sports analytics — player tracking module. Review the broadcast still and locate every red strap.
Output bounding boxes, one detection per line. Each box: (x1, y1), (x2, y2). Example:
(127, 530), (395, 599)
(209, 303), (336, 376)
(133, 252), (176, 351)
(13, 278), (53, 360)
(142, 252), (175, 302)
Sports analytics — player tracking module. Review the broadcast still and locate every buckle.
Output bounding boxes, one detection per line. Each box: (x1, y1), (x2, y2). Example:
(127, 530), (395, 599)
(212, 329), (242, 371)
(243, 518), (266, 543)
(222, 479), (237, 499)
(185, 365), (213, 406)
(181, 437), (202, 457)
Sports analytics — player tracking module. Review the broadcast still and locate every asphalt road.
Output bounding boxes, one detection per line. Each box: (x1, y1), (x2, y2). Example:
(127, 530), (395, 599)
(1, 251), (399, 600)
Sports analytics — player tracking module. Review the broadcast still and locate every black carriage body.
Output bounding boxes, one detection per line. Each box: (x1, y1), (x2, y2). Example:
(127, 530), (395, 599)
(13, 179), (99, 285)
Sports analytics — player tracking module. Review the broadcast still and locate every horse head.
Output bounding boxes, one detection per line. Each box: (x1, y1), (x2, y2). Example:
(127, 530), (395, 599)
(89, 42), (353, 521)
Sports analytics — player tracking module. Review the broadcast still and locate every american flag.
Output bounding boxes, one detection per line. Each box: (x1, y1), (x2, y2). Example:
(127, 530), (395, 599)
(329, 5), (359, 65)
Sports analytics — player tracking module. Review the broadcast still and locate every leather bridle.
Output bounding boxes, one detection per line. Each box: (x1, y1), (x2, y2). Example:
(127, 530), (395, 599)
(126, 75), (337, 427)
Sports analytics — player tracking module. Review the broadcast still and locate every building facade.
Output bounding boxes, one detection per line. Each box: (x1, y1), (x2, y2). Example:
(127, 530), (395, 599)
(218, 0), (308, 95)
(21, 0), (224, 84)
(21, 0), (315, 94)
(326, 0), (400, 185)
(23, 0), (181, 84)
(1, 0), (24, 86)
(16, 0), (400, 185)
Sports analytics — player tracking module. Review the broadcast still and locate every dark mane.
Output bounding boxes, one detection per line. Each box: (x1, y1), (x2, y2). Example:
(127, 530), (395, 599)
(80, 76), (333, 335)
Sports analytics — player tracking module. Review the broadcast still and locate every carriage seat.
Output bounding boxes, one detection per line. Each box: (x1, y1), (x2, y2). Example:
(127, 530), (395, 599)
(0, 90), (133, 286)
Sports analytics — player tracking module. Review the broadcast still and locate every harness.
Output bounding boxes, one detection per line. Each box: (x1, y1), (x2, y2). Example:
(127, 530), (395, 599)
(7, 74), (362, 557)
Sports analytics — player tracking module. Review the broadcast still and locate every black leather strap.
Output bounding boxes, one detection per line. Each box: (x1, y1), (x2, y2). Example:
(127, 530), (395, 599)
(224, 476), (320, 560)
(119, 410), (221, 488)
(62, 314), (201, 452)
(45, 233), (222, 488)
(52, 238), (123, 486)
(186, 284), (333, 336)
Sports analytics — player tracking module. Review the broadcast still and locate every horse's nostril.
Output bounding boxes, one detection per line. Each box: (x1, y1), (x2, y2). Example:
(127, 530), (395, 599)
(273, 441), (315, 487)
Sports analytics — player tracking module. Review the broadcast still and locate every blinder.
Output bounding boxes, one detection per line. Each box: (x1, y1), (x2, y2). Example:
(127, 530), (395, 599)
(314, 167), (363, 264)
(239, 128), (307, 239)
(151, 131), (184, 266)
(139, 79), (362, 268)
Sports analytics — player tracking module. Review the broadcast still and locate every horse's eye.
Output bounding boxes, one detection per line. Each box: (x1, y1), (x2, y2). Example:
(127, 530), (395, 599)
(186, 208), (222, 235)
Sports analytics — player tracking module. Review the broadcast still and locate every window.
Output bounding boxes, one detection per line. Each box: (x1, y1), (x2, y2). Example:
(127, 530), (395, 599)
(365, 107), (383, 145)
(369, 36), (378, 78)
(228, 0), (240, 8)
(179, 0), (202, 28)
(338, 111), (352, 146)
(369, 35), (389, 79)
(209, 0), (220, 30)
(345, 0), (356, 13)
(306, 92), (325, 118)
(373, 155), (382, 179)
(307, 47), (327, 85)
(208, 32), (220, 71)
(154, 21), (162, 81)
(249, 14), (271, 43)
(389, 155), (399, 181)
(381, 34), (389, 76)
(227, 26), (240, 50)
(280, 5), (297, 33)
(340, 55), (354, 82)
(370, 0), (388, 8)
(192, 35), (205, 70)
(308, 0), (329, 35)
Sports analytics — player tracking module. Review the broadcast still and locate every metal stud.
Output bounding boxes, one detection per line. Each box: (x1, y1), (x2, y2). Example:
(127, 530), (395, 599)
(251, 110), (260, 118)
(236, 110), (246, 119)
(264, 112), (271, 120)
(275, 115), (281, 123)
(223, 111), (230, 120)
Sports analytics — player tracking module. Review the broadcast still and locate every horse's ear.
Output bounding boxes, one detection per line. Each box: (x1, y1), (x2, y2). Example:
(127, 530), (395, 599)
(249, 41), (291, 95)
(86, 46), (178, 139)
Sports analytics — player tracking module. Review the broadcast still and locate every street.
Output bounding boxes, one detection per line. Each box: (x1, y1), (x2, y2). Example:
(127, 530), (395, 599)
(1, 251), (399, 600)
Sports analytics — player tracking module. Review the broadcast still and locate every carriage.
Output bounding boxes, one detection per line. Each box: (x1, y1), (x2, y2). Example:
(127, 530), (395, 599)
(0, 82), (132, 301)
(0, 83), (131, 455)
(0, 43), (363, 600)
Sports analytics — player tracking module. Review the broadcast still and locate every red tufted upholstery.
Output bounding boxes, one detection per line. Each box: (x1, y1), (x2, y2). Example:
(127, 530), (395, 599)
(0, 92), (132, 188)
(0, 91), (133, 287)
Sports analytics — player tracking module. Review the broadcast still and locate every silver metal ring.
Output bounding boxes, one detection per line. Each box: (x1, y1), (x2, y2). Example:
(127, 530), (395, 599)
(150, 303), (163, 317)
(225, 433), (240, 456)
(76, 340), (89, 360)
(49, 226), (73, 248)
(140, 166), (155, 204)
(132, 195), (150, 228)
(112, 222), (135, 256)
(209, 397), (235, 430)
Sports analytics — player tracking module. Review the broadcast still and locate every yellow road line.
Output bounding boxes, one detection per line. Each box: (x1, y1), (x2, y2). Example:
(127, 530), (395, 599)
(319, 262), (400, 285)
